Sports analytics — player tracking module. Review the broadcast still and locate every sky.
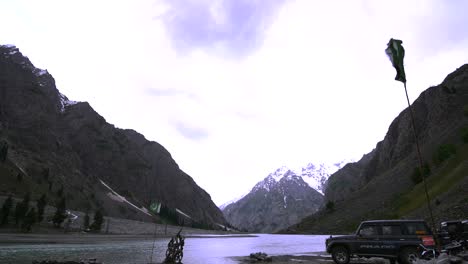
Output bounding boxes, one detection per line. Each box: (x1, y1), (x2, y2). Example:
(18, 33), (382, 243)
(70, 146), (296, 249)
(1, 0), (468, 206)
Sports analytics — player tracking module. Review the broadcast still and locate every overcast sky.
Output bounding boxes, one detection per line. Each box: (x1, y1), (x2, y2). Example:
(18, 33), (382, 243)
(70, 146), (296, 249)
(1, 0), (468, 206)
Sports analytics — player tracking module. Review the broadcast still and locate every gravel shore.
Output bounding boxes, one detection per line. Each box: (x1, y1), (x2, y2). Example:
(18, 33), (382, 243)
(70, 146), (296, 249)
(233, 254), (392, 264)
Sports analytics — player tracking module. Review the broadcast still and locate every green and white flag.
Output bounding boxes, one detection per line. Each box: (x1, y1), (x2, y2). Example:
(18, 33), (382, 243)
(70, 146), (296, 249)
(149, 202), (161, 214)
(385, 38), (406, 83)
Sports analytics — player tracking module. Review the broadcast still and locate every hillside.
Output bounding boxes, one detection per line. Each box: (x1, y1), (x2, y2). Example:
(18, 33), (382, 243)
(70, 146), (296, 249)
(223, 168), (323, 233)
(283, 64), (468, 234)
(0, 44), (226, 227)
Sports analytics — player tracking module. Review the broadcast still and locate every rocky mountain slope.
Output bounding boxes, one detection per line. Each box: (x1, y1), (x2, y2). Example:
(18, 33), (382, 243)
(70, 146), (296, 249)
(283, 64), (468, 234)
(222, 164), (345, 233)
(0, 44), (226, 227)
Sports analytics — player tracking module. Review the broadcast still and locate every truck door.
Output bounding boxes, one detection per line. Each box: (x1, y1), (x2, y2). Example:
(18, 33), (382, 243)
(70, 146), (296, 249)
(356, 224), (381, 256)
(380, 224), (402, 256)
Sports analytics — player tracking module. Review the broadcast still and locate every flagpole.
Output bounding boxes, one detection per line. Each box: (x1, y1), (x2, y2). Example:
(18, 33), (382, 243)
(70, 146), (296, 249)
(402, 82), (437, 244)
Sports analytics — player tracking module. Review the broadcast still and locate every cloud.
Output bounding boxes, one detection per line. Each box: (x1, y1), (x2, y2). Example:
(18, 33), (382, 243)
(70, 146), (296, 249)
(157, 0), (286, 57)
(2, 0), (468, 206)
(173, 121), (210, 140)
(145, 87), (196, 99)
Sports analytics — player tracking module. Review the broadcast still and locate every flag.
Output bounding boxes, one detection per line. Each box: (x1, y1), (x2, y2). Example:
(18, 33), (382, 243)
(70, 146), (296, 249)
(385, 38), (406, 83)
(149, 202), (161, 214)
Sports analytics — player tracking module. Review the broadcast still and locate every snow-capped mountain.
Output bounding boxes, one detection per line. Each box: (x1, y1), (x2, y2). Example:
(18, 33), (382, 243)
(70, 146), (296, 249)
(222, 161), (351, 233)
(223, 167), (323, 233)
(300, 161), (350, 194)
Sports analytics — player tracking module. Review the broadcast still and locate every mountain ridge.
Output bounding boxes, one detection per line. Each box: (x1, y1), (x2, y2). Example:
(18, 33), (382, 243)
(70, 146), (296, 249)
(0, 44), (226, 227)
(282, 64), (468, 234)
(222, 162), (346, 232)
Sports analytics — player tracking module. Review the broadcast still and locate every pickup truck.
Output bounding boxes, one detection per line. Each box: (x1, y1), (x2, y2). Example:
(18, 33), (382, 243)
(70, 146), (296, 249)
(325, 220), (435, 264)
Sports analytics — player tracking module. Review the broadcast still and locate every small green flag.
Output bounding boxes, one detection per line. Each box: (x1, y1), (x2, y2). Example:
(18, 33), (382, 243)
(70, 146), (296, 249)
(149, 202), (161, 214)
(385, 38), (406, 83)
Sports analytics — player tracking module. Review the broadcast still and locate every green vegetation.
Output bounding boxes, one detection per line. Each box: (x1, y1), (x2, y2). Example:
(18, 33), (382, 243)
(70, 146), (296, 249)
(463, 105), (468, 117)
(159, 204), (179, 225)
(90, 209), (104, 232)
(0, 195), (13, 225)
(398, 143), (468, 215)
(410, 163), (431, 185)
(21, 208), (36, 232)
(0, 141), (7, 162)
(52, 197), (67, 227)
(433, 144), (457, 164)
(326, 201), (335, 212)
(461, 126), (468, 143)
(83, 212), (90, 230)
(14, 193), (30, 226)
(36, 194), (47, 223)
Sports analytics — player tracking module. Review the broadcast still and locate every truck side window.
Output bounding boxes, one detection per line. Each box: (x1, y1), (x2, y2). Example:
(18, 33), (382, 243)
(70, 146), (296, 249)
(360, 225), (378, 236)
(403, 223), (429, 235)
(382, 225), (401, 235)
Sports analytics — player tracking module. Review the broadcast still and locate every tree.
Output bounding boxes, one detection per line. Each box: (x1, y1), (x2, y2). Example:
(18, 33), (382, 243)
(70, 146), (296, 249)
(21, 208), (36, 232)
(1, 195), (14, 226)
(326, 201), (335, 212)
(56, 186), (64, 197)
(36, 194), (47, 223)
(14, 193), (30, 226)
(83, 212), (90, 230)
(0, 141), (8, 163)
(90, 209), (104, 232)
(52, 197), (67, 227)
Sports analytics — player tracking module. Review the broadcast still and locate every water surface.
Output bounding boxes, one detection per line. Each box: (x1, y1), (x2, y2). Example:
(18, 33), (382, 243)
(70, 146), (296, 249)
(0, 234), (328, 264)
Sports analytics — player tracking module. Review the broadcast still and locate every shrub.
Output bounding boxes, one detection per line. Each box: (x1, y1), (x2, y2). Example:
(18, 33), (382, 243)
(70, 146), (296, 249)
(434, 144), (457, 164)
(464, 105), (468, 117)
(326, 201), (335, 212)
(461, 127), (468, 143)
(410, 163), (431, 185)
(52, 197), (67, 227)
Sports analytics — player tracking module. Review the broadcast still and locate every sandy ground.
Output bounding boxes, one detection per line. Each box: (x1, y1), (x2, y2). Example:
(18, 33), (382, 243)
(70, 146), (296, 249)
(233, 254), (392, 264)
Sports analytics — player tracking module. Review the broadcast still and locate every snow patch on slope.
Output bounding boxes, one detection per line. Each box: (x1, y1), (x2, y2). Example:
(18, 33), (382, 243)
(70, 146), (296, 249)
(175, 208), (192, 219)
(99, 179), (152, 216)
(219, 191), (248, 210)
(59, 93), (79, 112)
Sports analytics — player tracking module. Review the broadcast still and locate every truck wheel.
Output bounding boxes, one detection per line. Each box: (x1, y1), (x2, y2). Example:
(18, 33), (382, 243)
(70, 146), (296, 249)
(398, 247), (418, 264)
(332, 246), (350, 264)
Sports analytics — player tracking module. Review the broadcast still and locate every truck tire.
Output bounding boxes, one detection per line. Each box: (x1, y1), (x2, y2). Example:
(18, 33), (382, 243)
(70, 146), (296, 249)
(398, 247), (418, 264)
(332, 246), (350, 264)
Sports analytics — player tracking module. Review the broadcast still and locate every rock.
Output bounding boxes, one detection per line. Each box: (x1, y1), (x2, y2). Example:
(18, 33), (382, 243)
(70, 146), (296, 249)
(249, 252), (273, 262)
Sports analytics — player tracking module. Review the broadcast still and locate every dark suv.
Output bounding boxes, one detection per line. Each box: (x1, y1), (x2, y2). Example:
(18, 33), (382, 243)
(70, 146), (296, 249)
(325, 220), (435, 264)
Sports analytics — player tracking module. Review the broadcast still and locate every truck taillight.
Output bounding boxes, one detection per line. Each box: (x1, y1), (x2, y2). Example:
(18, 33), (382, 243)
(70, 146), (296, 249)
(421, 235), (435, 246)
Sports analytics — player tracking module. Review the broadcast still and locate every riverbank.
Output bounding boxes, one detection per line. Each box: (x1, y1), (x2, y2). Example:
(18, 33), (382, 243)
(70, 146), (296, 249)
(234, 254), (391, 264)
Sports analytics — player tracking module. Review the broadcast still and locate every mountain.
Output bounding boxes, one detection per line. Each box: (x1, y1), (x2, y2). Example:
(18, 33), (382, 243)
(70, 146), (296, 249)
(300, 161), (350, 194)
(283, 65), (468, 234)
(222, 163), (344, 233)
(0, 44), (226, 227)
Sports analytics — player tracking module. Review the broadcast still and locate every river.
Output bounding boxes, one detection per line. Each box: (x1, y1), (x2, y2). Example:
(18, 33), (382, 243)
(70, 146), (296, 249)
(0, 234), (329, 264)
